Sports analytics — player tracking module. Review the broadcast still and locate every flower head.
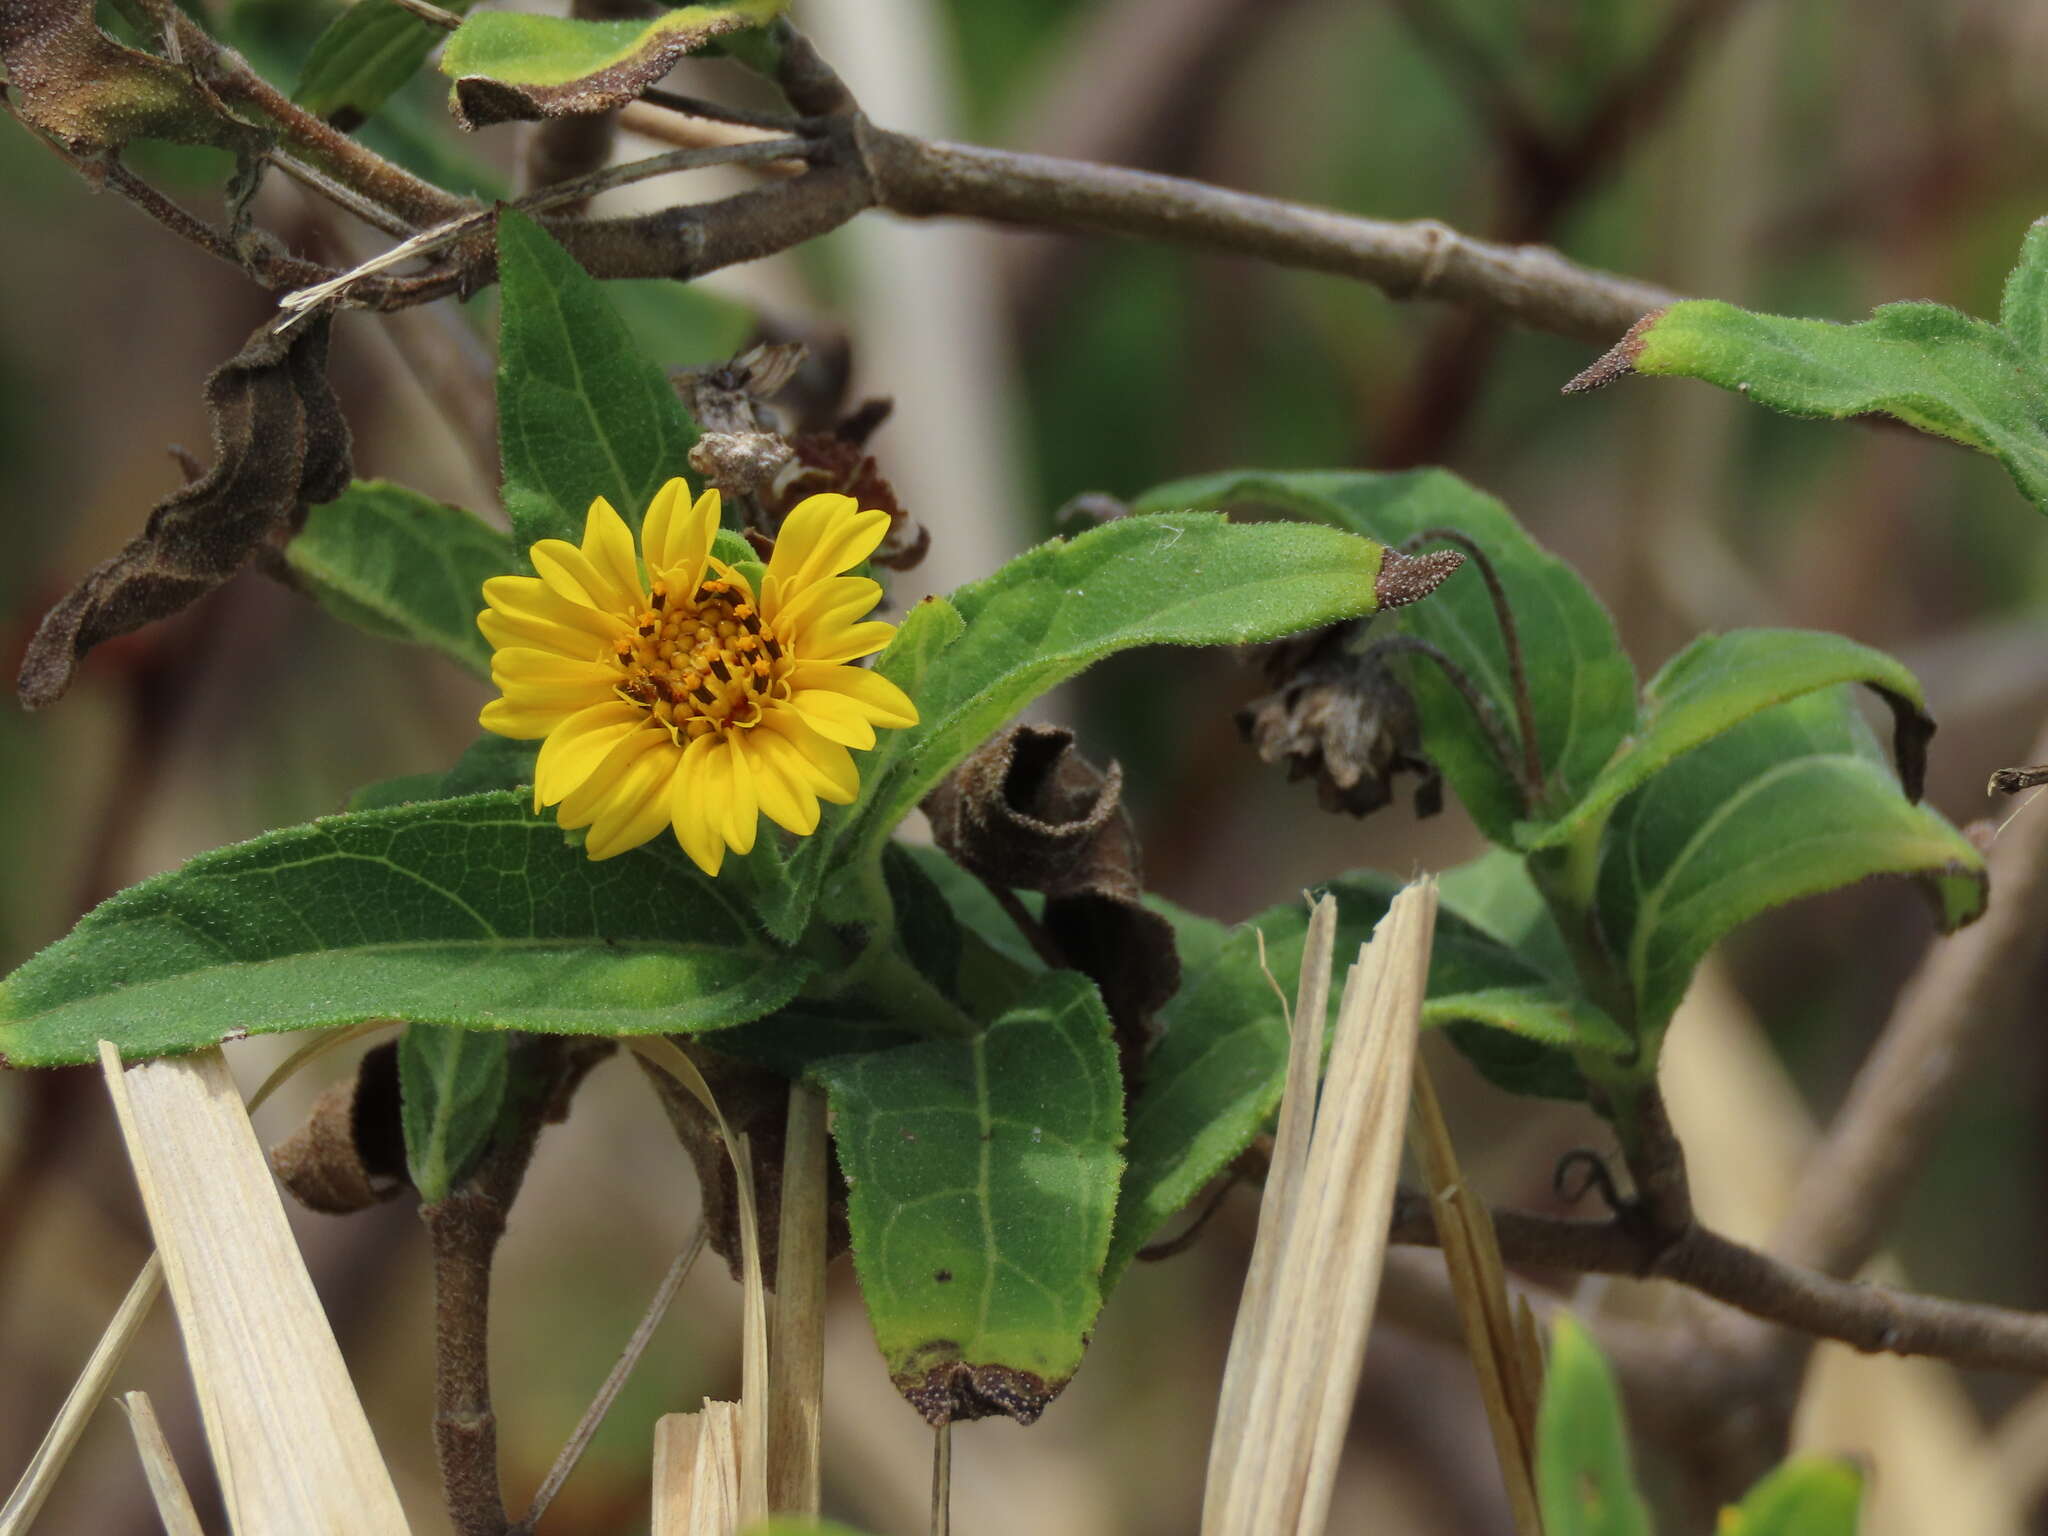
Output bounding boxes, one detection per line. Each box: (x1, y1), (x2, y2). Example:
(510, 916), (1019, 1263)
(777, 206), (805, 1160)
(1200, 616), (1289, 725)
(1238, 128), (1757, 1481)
(478, 479), (917, 874)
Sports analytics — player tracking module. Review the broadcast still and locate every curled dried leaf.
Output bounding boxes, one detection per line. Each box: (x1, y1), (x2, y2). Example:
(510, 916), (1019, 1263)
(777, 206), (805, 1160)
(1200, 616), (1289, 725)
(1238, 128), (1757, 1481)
(1238, 627), (1442, 819)
(924, 724), (1178, 1071)
(0, 0), (269, 163)
(636, 1044), (847, 1285)
(269, 1042), (407, 1215)
(19, 315), (352, 708)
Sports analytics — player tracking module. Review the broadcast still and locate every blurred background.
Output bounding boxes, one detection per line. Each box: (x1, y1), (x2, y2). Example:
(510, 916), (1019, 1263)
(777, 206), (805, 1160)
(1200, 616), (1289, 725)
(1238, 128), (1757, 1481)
(8, 0), (2048, 1531)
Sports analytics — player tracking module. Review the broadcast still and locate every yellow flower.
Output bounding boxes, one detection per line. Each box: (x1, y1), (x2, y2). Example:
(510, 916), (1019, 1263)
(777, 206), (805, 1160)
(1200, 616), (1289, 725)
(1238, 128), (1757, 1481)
(478, 479), (918, 874)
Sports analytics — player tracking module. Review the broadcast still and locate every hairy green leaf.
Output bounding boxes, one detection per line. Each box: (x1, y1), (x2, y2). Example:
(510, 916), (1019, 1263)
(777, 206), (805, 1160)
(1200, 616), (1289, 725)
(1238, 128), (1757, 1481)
(1595, 687), (1986, 1057)
(495, 207), (697, 550)
(1537, 1315), (1653, 1536)
(398, 1022), (507, 1202)
(1134, 469), (1637, 845)
(1105, 871), (1626, 1286)
(0, 792), (804, 1067)
(288, 479), (512, 677)
(1526, 627), (1934, 850)
(1722, 1457), (1863, 1536)
(295, 0), (472, 125)
(440, 0), (785, 127)
(818, 969), (1123, 1424)
(1573, 222), (2048, 514)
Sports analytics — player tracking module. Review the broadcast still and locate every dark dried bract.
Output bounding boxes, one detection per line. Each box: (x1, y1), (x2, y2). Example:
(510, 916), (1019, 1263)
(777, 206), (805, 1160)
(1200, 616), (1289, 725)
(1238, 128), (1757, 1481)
(924, 724), (1178, 1074)
(1374, 546), (1465, 609)
(270, 1041), (408, 1215)
(1238, 627), (1442, 819)
(1562, 307), (1667, 394)
(18, 315), (352, 708)
(900, 1359), (1056, 1427)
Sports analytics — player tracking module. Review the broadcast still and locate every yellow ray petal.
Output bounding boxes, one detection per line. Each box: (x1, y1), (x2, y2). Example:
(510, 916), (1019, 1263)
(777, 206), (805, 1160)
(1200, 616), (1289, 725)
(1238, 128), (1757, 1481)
(766, 494), (890, 594)
(581, 496), (645, 613)
(478, 699), (559, 739)
(583, 743), (677, 860)
(558, 729), (670, 829)
(481, 575), (626, 644)
(478, 608), (600, 659)
(647, 483), (720, 590)
(759, 710), (858, 804)
(792, 619), (897, 665)
(767, 575), (881, 647)
(532, 536), (637, 618)
(669, 735), (728, 876)
(534, 702), (647, 807)
(722, 738), (760, 855)
(491, 650), (619, 713)
(785, 663), (918, 727)
(743, 731), (822, 835)
(785, 689), (876, 750)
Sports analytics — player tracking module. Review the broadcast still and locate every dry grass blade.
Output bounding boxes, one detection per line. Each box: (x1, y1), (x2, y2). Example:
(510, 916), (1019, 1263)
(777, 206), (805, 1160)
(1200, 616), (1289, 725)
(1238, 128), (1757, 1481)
(2, 1025), (389, 1536)
(653, 1402), (744, 1536)
(1409, 1053), (1544, 1535)
(630, 1040), (770, 1528)
(1202, 896), (1338, 1519)
(768, 1081), (829, 1517)
(97, 1042), (409, 1533)
(117, 1391), (204, 1536)
(1203, 881), (1435, 1536)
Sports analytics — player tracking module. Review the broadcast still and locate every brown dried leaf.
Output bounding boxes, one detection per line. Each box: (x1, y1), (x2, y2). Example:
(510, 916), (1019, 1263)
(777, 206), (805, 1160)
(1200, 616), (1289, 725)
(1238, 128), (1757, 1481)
(19, 315), (352, 708)
(636, 1045), (847, 1285)
(1238, 627), (1442, 819)
(0, 0), (268, 162)
(269, 1042), (407, 1215)
(923, 724), (1178, 1071)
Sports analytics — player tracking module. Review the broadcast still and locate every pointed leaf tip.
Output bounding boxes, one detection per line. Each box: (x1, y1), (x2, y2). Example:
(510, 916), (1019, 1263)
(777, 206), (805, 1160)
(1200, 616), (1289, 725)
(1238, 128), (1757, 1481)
(1563, 308), (1667, 394)
(1375, 546), (1465, 609)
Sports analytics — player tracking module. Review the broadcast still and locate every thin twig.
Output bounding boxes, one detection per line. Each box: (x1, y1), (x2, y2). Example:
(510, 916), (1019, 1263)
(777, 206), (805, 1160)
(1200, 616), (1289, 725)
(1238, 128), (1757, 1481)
(1773, 716), (2048, 1280)
(930, 1423), (951, 1536)
(513, 1224), (709, 1534)
(1390, 1190), (2048, 1376)
(268, 150), (419, 240)
(387, 0), (460, 28)
(639, 86), (806, 134)
(278, 136), (816, 318)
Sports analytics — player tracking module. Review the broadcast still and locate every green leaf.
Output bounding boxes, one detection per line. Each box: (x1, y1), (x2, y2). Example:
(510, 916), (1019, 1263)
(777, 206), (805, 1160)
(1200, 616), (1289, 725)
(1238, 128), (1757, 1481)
(1585, 222), (2048, 514)
(398, 1022), (507, 1202)
(347, 735), (537, 813)
(0, 792), (805, 1067)
(817, 969), (1123, 1423)
(1536, 1314), (1654, 1536)
(1133, 469), (1637, 844)
(440, 0), (786, 128)
(287, 479), (513, 677)
(1723, 1457), (1863, 1536)
(295, 0), (471, 125)
(1595, 687), (1987, 1056)
(1105, 871), (1626, 1286)
(1524, 628), (1934, 851)
(495, 207), (697, 550)
(794, 515), (1412, 938)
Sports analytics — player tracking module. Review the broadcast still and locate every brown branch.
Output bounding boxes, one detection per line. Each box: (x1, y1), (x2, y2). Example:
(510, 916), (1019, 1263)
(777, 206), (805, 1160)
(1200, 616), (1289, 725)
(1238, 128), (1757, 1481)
(1772, 717), (2048, 1280)
(423, 1039), (613, 1536)
(1390, 1190), (2048, 1376)
(151, 4), (470, 228)
(859, 127), (1677, 347)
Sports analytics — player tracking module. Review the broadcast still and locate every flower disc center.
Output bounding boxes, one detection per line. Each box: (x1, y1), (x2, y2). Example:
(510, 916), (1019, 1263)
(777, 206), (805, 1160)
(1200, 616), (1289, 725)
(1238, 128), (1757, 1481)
(613, 573), (786, 738)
